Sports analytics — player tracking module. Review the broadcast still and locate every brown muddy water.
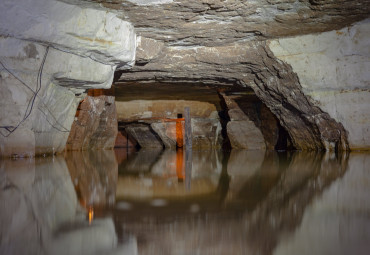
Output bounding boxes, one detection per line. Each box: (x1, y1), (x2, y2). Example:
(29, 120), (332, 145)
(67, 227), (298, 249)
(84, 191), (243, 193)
(1, 149), (370, 255)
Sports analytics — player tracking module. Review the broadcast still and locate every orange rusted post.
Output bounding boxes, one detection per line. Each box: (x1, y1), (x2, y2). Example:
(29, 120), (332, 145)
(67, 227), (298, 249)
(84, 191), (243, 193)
(176, 118), (184, 148)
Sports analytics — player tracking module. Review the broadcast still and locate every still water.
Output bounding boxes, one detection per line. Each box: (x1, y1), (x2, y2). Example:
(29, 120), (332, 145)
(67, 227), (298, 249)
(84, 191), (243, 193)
(1, 149), (370, 255)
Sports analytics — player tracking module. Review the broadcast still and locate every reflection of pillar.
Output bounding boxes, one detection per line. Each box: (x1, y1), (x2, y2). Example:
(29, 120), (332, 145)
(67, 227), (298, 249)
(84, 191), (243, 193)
(176, 148), (184, 182)
(184, 107), (192, 190)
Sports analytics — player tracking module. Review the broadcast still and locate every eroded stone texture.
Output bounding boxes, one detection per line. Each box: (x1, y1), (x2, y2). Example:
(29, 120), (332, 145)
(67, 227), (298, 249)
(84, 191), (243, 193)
(0, 0), (136, 68)
(66, 91), (118, 151)
(269, 19), (370, 150)
(99, 0), (370, 47)
(0, 1), (136, 157)
(246, 42), (349, 151)
(221, 93), (266, 150)
(151, 122), (178, 149)
(233, 93), (280, 150)
(125, 124), (164, 149)
(115, 130), (137, 148)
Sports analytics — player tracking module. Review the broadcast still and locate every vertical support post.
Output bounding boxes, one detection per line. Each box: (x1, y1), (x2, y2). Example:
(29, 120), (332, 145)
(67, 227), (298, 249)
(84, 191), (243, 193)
(184, 107), (192, 191)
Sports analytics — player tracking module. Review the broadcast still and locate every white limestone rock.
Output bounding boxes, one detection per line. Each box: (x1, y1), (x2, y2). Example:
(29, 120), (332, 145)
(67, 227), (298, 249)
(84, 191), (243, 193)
(0, 0), (137, 156)
(268, 19), (370, 149)
(0, 0), (136, 69)
(0, 38), (86, 156)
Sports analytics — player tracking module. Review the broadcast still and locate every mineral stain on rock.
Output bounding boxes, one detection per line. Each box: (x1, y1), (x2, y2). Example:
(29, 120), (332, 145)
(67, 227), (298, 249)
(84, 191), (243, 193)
(23, 43), (38, 59)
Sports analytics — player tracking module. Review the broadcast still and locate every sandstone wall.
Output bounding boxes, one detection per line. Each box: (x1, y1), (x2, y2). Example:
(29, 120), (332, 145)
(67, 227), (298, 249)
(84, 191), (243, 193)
(66, 94), (118, 151)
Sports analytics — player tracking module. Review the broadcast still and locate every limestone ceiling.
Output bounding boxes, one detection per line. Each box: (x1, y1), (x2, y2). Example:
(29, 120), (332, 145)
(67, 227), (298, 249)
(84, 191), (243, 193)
(79, 0), (370, 86)
(91, 0), (370, 47)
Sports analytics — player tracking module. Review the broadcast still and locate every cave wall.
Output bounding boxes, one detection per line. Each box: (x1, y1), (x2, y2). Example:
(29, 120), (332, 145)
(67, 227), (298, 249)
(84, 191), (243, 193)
(268, 19), (370, 150)
(66, 92), (118, 151)
(0, 0), (136, 157)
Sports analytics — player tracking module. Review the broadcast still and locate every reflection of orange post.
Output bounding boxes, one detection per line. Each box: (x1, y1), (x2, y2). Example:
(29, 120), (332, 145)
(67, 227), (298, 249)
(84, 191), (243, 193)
(176, 148), (184, 182)
(88, 206), (94, 225)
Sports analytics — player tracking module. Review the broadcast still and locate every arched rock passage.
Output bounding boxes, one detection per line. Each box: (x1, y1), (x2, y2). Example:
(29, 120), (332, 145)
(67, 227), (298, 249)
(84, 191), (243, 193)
(117, 41), (348, 151)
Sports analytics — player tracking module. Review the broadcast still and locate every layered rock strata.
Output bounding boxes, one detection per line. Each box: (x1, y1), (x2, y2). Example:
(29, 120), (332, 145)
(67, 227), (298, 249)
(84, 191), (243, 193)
(221, 92), (266, 150)
(101, 0), (370, 47)
(0, 0), (136, 157)
(66, 90), (118, 151)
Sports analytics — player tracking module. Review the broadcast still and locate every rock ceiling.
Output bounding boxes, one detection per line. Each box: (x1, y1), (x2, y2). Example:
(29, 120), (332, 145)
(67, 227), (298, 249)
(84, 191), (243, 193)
(94, 0), (370, 46)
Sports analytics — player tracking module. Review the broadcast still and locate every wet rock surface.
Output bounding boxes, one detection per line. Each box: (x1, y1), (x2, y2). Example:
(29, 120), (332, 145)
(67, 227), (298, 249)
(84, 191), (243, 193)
(66, 90), (118, 151)
(221, 92), (266, 150)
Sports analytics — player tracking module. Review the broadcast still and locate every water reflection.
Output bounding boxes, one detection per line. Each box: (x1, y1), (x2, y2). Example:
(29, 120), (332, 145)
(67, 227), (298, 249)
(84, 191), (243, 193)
(116, 149), (222, 199)
(0, 154), (135, 255)
(1, 150), (370, 255)
(64, 150), (118, 207)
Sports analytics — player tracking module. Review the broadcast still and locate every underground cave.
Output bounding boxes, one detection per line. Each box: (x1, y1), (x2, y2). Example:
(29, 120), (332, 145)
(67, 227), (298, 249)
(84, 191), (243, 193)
(1, 0), (370, 254)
